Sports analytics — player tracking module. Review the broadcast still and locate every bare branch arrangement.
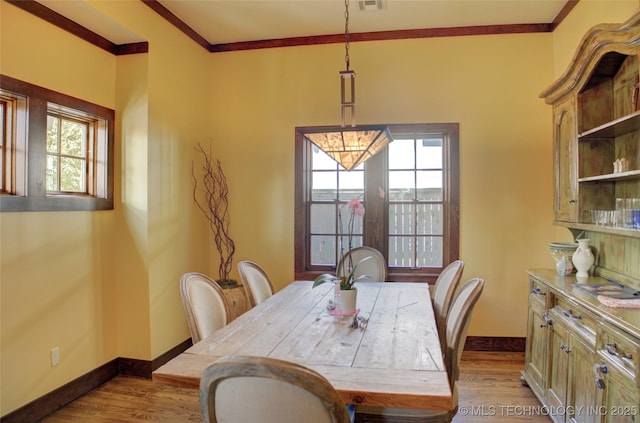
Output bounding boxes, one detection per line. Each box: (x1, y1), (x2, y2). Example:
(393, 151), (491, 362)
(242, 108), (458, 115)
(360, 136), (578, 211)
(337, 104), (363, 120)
(192, 142), (236, 283)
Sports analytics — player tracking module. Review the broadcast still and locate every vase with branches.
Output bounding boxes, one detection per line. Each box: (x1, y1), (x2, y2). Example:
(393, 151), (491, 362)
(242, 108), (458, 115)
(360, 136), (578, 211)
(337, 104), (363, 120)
(192, 142), (236, 285)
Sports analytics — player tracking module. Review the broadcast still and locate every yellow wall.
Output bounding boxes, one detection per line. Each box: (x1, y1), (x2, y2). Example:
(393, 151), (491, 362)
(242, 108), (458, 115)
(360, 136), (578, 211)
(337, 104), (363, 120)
(0, 2), (119, 413)
(0, 0), (213, 414)
(552, 0), (640, 78)
(0, 0), (638, 416)
(209, 33), (557, 339)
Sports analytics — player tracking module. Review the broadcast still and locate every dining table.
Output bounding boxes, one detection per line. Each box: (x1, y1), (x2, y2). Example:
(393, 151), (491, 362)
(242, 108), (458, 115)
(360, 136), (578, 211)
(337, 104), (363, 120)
(153, 280), (452, 410)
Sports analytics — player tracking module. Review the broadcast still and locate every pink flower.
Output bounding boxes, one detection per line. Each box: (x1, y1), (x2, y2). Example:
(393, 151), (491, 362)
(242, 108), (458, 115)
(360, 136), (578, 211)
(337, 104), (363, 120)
(378, 187), (386, 199)
(348, 198), (365, 217)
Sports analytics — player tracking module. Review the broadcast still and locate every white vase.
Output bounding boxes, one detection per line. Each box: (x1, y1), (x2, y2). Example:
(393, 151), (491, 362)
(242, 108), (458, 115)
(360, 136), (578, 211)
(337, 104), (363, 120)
(336, 288), (358, 315)
(572, 238), (594, 278)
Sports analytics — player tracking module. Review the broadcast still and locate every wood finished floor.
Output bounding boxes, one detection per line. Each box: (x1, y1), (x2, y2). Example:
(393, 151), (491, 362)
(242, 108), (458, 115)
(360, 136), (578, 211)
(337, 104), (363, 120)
(41, 351), (550, 422)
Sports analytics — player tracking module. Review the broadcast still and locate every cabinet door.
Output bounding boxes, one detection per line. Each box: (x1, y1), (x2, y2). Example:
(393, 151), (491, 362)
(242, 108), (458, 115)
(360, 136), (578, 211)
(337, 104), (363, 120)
(553, 97), (579, 223)
(567, 335), (602, 423)
(548, 318), (570, 416)
(601, 362), (639, 423)
(525, 304), (549, 393)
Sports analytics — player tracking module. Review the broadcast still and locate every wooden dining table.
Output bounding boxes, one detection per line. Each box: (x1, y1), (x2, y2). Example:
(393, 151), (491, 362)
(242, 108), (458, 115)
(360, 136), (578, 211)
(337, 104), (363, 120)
(153, 281), (452, 410)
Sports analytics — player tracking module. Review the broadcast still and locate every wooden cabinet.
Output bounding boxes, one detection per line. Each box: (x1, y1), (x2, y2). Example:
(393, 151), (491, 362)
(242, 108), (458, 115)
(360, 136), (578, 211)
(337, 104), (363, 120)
(522, 270), (640, 423)
(540, 13), (640, 237)
(527, 14), (640, 423)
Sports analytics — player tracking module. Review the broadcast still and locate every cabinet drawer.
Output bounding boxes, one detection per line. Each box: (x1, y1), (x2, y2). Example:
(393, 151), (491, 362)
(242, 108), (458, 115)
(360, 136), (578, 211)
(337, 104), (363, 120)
(529, 277), (549, 307)
(598, 323), (639, 387)
(552, 295), (597, 345)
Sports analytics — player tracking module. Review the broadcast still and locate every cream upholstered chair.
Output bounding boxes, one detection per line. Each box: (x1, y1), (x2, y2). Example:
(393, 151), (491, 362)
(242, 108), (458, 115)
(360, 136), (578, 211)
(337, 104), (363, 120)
(179, 272), (231, 344)
(355, 278), (484, 423)
(199, 355), (352, 423)
(337, 247), (387, 282)
(237, 260), (275, 308)
(432, 260), (465, 347)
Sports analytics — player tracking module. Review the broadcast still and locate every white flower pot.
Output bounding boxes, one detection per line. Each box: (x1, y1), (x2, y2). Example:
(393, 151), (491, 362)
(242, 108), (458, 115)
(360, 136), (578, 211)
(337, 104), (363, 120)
(337, 288), (357, 315)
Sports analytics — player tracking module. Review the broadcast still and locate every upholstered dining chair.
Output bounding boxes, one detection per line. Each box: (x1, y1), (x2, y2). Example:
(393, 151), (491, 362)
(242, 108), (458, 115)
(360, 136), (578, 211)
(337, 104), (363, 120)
(179, 272), (231, 344)
(432, 260), (465, 347)
(355, 278), (485, 423)
(337, 246), (387, 282)
(199, 355), (353, 423)
(237, 260), (275, 308)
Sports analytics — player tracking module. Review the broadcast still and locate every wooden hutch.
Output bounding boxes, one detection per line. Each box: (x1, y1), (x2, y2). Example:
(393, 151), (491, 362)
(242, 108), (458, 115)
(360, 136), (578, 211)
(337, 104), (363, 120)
(522, 13), (640, 423)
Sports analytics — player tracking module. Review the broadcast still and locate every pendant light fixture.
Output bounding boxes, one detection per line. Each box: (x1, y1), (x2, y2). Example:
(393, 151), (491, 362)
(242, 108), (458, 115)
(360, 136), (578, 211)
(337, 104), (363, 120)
(297, 0), (392, 171)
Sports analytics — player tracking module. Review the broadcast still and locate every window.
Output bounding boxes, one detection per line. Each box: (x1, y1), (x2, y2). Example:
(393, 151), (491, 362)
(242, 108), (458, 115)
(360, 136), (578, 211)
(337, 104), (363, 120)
(295, 123), (459, 283)
(0, 75), (113, 211)
(0, 90), (28, 196)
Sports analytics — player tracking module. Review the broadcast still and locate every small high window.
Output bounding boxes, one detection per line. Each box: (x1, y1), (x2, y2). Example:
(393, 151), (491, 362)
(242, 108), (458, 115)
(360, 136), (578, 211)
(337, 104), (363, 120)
(0, 75), (113, 212)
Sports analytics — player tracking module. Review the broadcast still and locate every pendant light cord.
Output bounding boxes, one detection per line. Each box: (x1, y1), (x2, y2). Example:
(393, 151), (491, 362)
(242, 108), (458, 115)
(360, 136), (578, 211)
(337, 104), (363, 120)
(344, 0), (350, 71)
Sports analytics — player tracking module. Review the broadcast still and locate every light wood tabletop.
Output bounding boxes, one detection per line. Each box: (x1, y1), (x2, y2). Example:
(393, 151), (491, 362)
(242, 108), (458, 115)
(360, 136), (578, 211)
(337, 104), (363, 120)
(153, 281), (452, 410)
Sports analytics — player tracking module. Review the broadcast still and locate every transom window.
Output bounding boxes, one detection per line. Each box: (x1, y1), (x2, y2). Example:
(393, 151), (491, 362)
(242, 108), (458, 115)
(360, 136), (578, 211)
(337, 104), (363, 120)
(295, 123), (459, 283)
(0, 75), (113, 212)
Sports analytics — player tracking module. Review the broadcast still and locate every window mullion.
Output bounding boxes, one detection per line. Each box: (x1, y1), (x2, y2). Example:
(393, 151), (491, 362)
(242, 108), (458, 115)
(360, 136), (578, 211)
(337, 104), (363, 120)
(363, 149), (387, 257)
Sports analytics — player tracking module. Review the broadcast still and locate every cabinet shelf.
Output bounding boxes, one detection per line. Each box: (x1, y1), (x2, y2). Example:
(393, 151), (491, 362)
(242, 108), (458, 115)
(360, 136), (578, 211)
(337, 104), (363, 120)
(578, 169), (640, 182)
(578, 110), (640, 139)
(555, 220), (640, 238)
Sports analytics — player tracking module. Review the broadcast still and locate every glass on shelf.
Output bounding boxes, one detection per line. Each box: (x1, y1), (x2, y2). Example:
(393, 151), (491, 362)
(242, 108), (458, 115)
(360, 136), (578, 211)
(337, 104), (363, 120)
(591, 198), (640, 229)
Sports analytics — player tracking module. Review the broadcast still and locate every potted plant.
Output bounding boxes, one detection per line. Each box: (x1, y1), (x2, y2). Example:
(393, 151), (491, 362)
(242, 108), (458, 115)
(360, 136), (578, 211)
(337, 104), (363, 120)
(192, 142), (236, 287)
(313, 256), (371, 314)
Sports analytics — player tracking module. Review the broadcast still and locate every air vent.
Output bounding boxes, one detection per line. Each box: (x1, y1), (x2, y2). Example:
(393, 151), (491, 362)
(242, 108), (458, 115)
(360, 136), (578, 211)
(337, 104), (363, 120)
(358, 0), (385, 11)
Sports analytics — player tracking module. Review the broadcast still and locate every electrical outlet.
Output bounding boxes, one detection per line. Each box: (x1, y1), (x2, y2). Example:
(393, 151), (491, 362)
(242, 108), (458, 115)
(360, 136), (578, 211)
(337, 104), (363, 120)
(50, 347), (60, 367)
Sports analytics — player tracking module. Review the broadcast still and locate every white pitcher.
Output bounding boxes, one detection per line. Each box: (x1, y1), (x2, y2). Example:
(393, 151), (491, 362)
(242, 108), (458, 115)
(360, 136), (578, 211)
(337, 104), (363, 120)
(572, 238), (594, 279)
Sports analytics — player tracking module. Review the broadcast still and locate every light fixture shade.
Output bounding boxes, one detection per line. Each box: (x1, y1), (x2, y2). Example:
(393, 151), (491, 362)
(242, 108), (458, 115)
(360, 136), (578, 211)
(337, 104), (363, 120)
(299, 125), (392, 170)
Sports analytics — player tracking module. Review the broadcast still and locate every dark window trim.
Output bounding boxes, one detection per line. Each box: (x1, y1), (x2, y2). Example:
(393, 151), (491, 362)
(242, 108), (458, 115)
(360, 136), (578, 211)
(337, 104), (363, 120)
(294, 123), (459, 284)
(0, 75), (114, 212)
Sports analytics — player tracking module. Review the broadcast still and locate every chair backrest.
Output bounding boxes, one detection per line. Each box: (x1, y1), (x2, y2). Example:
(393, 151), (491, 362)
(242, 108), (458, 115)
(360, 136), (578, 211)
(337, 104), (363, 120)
(200, 356), (352, 423)
(444, 277), (484, 387)
(237, 260), (275, 308)
(179, 272), (231, 344)
(336, 246), (387, 282)
(432, 260), (465, 346)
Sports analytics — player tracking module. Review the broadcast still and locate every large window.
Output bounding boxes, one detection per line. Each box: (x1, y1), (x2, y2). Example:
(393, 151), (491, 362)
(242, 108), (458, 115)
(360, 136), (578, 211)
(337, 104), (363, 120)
(0, 75), (113, 211)
(295, 123), (459, 283)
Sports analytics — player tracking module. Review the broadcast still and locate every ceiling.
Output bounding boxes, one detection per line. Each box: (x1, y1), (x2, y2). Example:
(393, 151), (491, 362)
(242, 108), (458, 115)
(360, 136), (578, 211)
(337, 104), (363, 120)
(35, 0), (571, 48)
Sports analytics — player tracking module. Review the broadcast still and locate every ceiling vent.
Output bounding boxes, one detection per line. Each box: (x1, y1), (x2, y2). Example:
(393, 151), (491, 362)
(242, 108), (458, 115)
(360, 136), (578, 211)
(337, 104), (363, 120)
(358, 0), (385, 11)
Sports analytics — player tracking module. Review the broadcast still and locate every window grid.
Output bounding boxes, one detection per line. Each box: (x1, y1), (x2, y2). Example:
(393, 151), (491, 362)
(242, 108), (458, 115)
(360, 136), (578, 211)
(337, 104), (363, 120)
(388, 136), (445, 269)
(308, 153), (365, 266)
(46, 114), (90, 194)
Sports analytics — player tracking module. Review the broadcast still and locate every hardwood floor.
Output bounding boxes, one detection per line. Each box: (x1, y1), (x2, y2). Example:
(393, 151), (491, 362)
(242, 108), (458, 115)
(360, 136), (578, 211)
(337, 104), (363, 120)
(41, 352), (549, 422)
